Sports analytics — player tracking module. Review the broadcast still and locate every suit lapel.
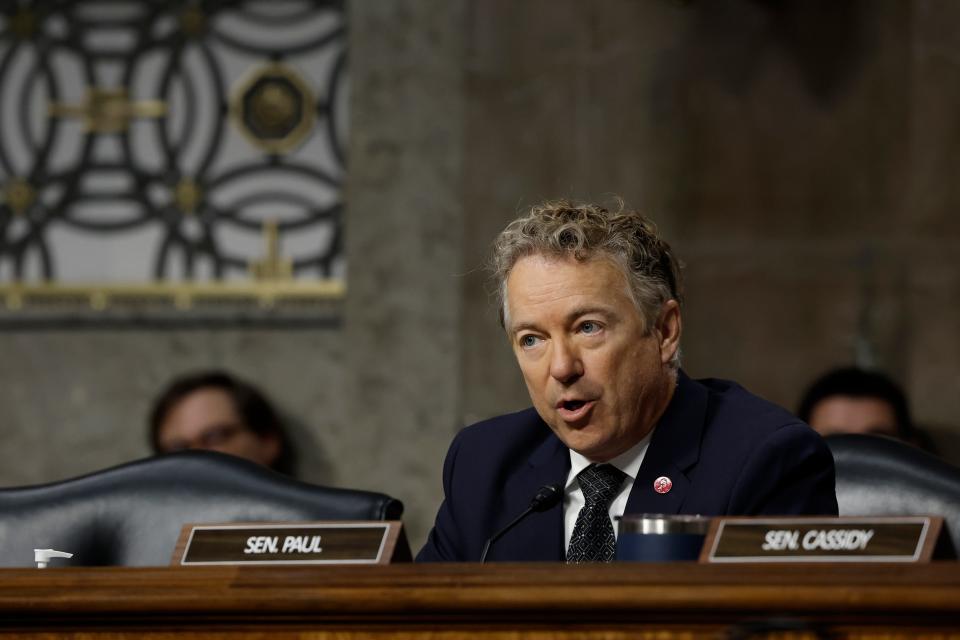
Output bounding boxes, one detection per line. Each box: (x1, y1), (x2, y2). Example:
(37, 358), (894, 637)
(490, 373), (708, 559)
(495, 431), (569, 561)
(625, 371), (707, 515)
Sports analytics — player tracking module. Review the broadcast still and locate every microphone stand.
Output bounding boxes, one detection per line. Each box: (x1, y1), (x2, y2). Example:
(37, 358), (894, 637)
(479, 484), (561, 563)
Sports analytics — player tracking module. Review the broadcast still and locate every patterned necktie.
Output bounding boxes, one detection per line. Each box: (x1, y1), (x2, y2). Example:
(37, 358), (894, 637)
(566, 463), (626, 563)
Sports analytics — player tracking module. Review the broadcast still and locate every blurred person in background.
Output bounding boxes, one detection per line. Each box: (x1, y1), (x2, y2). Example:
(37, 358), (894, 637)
(149, 370), (295, 474)
(797, 366), (936, 453)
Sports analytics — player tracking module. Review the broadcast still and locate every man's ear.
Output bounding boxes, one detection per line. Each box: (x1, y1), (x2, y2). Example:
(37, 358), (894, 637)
(656, 299), (682, 365)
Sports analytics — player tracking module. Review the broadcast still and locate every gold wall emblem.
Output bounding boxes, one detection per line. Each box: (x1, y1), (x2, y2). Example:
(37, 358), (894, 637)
(249, 220), (293, 282)
(9, 8), (38, 40)
(3, 178), (35, 216)
(174, 178), (202, 215)
(231, 63), (317, 154)
(48, 88), (167, 134)
(179, 6), (207, 37)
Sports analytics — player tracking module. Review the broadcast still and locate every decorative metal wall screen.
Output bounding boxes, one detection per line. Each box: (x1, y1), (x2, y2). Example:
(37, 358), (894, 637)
(0, 0), (346, 322)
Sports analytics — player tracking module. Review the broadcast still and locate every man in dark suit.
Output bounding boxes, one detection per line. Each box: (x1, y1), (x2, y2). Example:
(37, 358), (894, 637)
(417, 200), (838, 562)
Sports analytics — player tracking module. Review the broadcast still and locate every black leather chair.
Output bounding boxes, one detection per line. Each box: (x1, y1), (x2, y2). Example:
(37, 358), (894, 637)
(826, 434), (960, 553)
(0, 451), (403, 567)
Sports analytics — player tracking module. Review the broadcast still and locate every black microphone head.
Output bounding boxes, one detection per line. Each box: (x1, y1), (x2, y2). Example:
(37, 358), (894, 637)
(529, 484), (562, 512)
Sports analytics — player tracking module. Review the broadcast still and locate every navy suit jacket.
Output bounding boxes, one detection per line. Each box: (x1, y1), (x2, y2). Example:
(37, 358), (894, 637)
(417, 372), (838, 562)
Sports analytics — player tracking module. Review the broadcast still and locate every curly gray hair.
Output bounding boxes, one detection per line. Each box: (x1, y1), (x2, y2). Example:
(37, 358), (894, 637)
(490, 200), (683, 361)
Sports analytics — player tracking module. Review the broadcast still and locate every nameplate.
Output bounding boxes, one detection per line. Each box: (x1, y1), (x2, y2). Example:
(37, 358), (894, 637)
(701, 516), (943, 563)
(172, 521), (409, 565)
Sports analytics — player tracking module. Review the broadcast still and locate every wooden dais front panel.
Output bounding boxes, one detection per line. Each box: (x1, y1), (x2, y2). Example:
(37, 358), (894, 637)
(0, 563), (957, 639)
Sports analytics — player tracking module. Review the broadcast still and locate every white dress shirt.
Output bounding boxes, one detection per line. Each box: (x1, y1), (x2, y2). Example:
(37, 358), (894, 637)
(562, 430), (654, 553)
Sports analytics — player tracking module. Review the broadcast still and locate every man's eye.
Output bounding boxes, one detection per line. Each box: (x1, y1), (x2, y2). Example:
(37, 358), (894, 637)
(580, 321), (601, 334)
(201, 425), (242, 446)
(520, 335), (540, 348)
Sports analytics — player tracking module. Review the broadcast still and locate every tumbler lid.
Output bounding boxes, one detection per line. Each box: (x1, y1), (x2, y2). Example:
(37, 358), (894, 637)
(616, 514), (711, 535)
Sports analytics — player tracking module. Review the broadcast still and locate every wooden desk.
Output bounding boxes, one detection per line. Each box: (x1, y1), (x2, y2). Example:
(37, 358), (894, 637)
(0, 563), (958, 638)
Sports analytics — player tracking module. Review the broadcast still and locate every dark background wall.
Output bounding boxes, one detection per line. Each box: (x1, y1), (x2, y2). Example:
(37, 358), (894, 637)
(2, 0), (959, 550)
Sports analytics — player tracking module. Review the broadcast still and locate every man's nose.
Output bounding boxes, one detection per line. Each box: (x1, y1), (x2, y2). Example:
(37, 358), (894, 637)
(549, 339), (583, 384)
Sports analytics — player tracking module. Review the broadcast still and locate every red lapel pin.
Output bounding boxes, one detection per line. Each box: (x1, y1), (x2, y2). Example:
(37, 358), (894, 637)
(653, 476), (673, 494)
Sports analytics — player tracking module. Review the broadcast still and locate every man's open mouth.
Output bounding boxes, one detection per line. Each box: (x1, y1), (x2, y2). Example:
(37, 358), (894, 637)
(557, 399), (595, 421)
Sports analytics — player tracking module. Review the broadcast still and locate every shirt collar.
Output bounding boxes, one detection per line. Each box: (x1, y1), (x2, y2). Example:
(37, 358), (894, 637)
(565, 428), (655, 490)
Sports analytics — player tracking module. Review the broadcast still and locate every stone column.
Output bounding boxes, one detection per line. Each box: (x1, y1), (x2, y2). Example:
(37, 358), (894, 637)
(344, 0), (465, 549)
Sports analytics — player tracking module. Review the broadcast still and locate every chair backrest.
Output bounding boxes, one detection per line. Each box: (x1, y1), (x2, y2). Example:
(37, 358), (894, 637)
(826, 433), (960, 552)
(0, 451), (403, 567)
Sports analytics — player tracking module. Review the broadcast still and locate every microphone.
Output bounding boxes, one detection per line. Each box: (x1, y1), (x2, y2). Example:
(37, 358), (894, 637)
(479, 484), (562, 563)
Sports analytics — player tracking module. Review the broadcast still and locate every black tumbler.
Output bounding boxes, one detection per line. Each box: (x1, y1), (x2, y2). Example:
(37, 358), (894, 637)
(615, 514), (711, 562)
